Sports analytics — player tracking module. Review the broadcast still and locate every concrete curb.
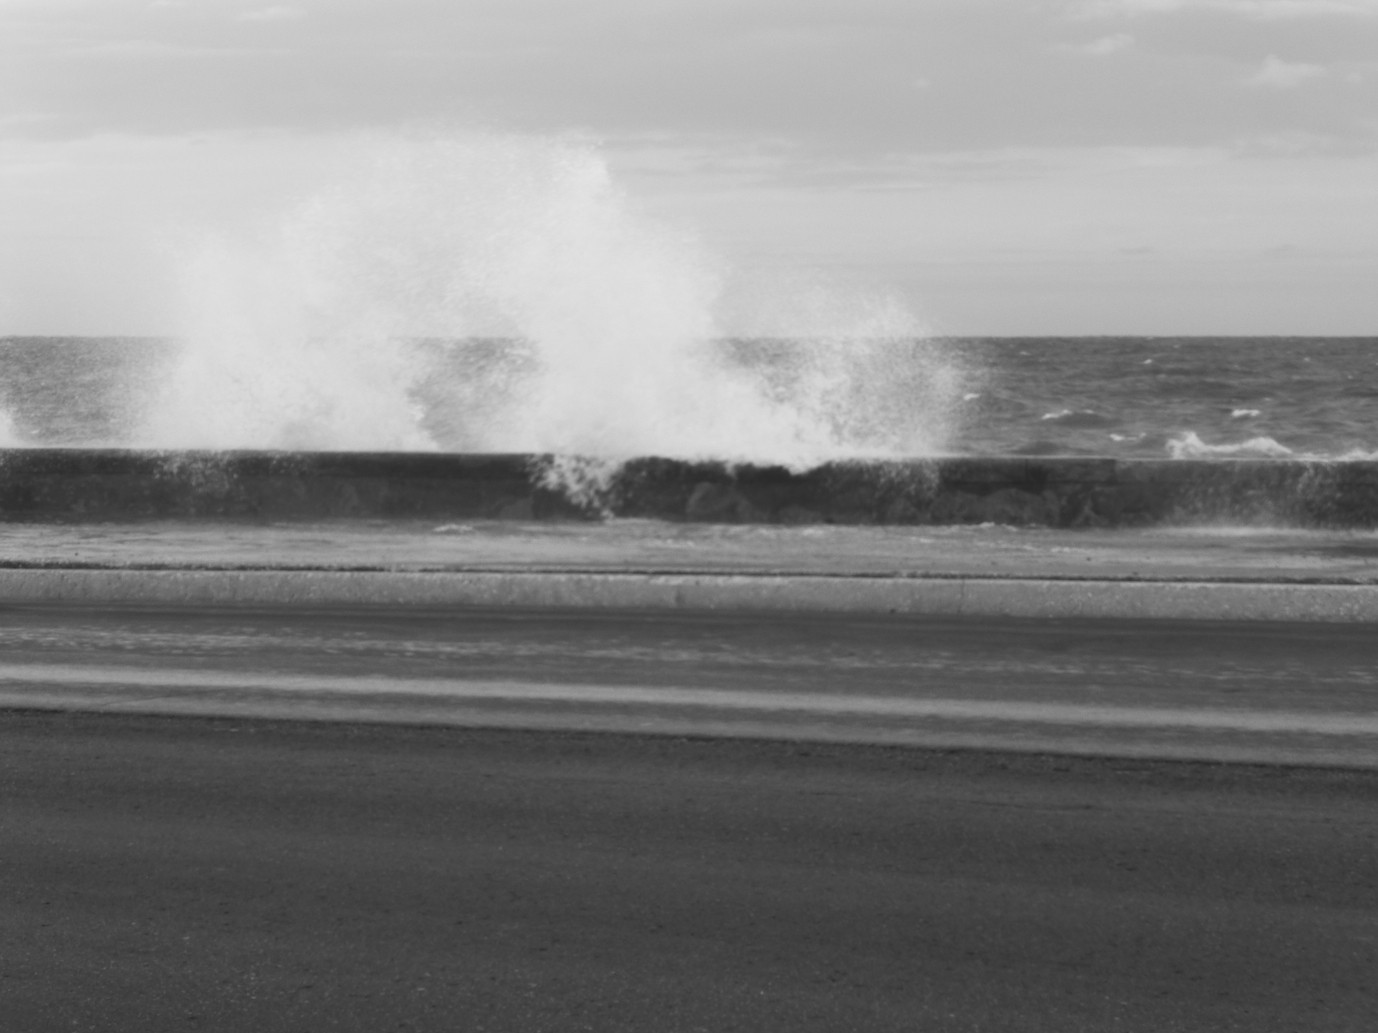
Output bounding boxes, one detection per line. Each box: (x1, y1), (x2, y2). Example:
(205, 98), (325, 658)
(3, 568), (1378, 622)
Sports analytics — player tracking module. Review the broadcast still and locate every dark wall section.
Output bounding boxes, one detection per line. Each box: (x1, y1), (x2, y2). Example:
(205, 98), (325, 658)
(2, 449), (1378, 527)
(0, 451), (584, 523)
(609, 456), (1378, 528)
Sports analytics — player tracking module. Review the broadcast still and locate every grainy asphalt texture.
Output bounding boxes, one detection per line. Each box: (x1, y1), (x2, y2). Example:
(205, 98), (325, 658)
(2, 713), (1375, 1032)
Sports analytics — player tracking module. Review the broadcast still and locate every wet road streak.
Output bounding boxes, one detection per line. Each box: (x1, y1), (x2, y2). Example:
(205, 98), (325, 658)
(2, 605), (1378, 765)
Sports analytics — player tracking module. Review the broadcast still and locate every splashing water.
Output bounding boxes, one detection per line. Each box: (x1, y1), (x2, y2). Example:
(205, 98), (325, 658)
(137, 134), (965, 467)
(0, 407), (23, 447)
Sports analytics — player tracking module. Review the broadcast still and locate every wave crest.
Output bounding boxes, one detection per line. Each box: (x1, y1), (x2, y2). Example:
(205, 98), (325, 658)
(1166, 431), (1294, 460)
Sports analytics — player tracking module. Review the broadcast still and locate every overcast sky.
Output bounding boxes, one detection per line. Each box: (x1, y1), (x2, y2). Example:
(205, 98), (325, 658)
(2, 0), (1376, 336)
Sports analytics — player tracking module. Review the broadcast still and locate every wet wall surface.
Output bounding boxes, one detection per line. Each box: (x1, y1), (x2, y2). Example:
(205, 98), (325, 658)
(5, 450), (1378, 528)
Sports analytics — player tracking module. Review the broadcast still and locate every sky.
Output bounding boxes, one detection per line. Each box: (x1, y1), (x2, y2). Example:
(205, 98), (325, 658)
(1, 0), (1376, 336)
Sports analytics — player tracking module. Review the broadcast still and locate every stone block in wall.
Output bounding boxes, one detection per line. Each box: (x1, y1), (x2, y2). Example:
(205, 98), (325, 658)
(880, 497), (929, 525)
(1307, 463), (1378, 528)
(605, 458), (726, 519)
(929, 487), (1059, 526)
(777, 505), (824, 525)
(811, 461), (939, 521)
(685, 481), (764, 522)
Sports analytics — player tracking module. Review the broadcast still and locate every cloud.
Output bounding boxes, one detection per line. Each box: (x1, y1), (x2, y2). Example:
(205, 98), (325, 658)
(1061, 33), (1136, 55)
(2, 0), (1374, 159)
(62, 39), (286, 59)
(1245, 55), (1328, 88)
(1231, 130), (1373, 157)
(1076, 0), (1378, 18)
(239, 5), (305, 21)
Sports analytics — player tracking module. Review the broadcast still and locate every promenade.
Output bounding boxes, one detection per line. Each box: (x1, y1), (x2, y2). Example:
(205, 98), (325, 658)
(3, 519), (1378, 766)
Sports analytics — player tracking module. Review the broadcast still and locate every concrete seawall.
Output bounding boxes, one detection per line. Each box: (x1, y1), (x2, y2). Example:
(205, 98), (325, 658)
(3, 449), (1378, 527)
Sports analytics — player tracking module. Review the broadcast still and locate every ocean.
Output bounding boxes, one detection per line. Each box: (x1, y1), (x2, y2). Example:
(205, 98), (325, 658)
(1, 335), (1375, 463)
(956, 336), (1378, 461)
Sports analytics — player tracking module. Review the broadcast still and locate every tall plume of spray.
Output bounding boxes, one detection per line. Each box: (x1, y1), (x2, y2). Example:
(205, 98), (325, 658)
(140, 134), (966, 466)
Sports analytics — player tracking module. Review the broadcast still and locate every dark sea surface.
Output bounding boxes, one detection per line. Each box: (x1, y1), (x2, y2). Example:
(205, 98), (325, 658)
(1, 336), (1375, 460)
(955, 336), (1378, 460)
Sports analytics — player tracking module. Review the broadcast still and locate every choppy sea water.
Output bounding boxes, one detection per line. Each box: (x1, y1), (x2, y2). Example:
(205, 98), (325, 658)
(1, 335), (1374, 461)
(957, 336), (1378, 460)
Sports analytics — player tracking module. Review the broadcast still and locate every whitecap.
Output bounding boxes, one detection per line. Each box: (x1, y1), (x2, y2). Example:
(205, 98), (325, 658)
(1229, 408), (1261, 419)
(1039, 409), (1116, 428)
(1166, 431), (1293, 460)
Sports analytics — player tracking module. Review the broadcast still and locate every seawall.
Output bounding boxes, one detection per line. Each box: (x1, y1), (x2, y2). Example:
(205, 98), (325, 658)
(2, 449), (1378, 528)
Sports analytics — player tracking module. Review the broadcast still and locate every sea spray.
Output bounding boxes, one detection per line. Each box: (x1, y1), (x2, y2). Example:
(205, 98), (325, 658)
(0, 406), (22, 447)
(531, 455), (626, 516)
(137, 133), (966, 470)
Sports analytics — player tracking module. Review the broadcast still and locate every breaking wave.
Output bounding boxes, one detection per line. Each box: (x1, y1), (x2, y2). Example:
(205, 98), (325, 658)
(1167, 431), (1294, 460)
(135, 132), (966, 468)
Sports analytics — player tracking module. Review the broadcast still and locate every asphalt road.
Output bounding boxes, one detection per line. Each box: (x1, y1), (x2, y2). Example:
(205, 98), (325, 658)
(2, 605), (1378, 765)
(2, 712), (1375, 1032)
(1, 606), (1377, 1029)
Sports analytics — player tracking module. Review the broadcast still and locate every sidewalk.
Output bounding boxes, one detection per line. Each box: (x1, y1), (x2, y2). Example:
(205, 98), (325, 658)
(2, 520), (1378, 620)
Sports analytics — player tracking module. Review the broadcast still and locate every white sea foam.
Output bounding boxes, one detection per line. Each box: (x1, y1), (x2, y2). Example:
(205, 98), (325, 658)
(1229, 408), (1262, 419)
(1166, 431), (1294, 459)
(1039, 409), (1115, 428)
(138, 133), (965, 467)
(0, 407), (23, 447)
(532, 454), (625, 514)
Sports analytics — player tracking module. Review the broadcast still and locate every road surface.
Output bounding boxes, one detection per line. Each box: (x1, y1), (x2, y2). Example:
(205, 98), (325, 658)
(2, 712), (1375, 1032)
(2, 604), (1377, 1030)
(2, 604), (1378, 766)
